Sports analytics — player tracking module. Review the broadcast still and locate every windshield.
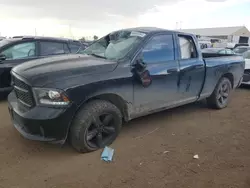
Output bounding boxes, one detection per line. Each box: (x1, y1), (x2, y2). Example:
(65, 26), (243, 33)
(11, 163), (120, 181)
(79, 30), (146, 60)
(233, 47), (249, 54)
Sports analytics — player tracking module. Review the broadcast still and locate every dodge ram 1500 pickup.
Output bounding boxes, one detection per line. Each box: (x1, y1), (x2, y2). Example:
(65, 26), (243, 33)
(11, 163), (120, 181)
(8, 27), (245, 153)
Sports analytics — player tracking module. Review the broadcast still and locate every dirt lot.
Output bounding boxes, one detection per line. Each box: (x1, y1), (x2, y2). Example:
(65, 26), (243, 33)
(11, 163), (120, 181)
(0, 88), (250, 188)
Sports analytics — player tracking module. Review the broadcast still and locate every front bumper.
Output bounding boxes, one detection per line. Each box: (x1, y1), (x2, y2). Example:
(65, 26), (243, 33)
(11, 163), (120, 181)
(8, 91), (77, 143)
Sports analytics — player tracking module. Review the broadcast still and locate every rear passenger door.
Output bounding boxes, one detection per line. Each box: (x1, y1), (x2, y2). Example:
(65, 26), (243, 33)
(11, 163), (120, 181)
(38, 41), (70, 57)
(177, 35), (205, 101)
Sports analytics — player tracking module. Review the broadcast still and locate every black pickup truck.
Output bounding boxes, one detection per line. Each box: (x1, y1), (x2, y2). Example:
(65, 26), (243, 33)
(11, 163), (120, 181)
(8, 27), (244, 153)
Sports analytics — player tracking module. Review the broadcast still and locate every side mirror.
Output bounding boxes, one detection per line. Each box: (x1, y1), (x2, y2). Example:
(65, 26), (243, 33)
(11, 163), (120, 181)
(133, 53), (152, 87)
(0, 54), (6, 62)
(134, 53), (146, 71)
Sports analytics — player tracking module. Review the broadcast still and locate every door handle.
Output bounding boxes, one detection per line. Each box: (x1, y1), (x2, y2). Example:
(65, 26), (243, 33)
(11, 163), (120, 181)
(167, 68), (178, 74)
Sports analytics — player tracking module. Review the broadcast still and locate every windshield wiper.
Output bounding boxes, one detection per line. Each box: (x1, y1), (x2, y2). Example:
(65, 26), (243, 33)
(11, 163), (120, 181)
(88, 53), (106, 59)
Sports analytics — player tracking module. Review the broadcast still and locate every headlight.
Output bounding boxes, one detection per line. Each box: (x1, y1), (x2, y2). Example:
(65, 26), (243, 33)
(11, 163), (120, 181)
(33, 88), (70, 106)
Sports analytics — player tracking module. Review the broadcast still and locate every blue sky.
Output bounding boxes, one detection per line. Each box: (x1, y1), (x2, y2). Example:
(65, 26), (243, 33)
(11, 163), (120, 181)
(0, 0), (249, 38)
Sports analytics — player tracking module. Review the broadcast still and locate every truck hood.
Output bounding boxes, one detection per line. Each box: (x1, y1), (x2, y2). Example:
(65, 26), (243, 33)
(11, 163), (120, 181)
(12, 54), (118, 87)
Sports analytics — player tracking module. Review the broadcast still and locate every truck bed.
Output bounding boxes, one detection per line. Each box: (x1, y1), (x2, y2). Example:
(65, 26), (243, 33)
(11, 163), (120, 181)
(200, 55), (245, 98)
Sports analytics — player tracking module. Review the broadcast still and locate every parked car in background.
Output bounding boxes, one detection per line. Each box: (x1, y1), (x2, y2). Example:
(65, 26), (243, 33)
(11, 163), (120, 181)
(233, 43), (249, 49)
(202, 48), (236, 57)
(226, 42), (237, 50)
(8, 27), (244, 153)
(233, 46), (250, 55)
(198, 40), (212, 49)
(0, 36), (85, 93)
(241, 50), (250, 85)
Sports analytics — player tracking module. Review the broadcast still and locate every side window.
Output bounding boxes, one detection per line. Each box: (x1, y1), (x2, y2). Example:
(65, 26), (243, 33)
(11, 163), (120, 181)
(68, 42), (81, 53)
(40, 41), (68, 56)
(178, 35), (197, 59)
(141, 35), (174, 63)
(1, 42), (36, 60)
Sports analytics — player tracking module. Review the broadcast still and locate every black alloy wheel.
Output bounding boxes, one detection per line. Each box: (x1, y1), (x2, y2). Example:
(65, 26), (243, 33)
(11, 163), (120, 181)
(86, 113), (116, 148)
(216, 81), (230, 107)
(70, 100), (122, 153)
(207, 77), (232, 109)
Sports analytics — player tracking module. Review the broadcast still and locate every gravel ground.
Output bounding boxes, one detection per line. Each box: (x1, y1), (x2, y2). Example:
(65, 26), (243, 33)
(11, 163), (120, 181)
(0, 87), (250, 188)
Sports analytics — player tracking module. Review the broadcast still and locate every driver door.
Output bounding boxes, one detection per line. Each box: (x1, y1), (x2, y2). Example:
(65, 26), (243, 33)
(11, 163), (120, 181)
(0, 41), (38, 90)
(132, 34), (180, 115)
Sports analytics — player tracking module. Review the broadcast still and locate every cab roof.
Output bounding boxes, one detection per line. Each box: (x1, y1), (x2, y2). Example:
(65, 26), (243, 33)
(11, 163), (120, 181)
(116, 27), (190, 35)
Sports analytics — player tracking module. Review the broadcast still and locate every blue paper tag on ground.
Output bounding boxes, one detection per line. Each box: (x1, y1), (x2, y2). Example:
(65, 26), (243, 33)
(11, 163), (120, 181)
(101, 146), (114, 162)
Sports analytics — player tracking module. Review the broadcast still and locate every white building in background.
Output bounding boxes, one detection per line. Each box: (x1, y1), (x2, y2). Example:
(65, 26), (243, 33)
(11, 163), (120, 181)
(179, 26), (250, 44)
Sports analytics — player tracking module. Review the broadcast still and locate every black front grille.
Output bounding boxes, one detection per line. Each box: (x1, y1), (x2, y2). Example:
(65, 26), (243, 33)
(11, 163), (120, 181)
(12, 75), (35, 107)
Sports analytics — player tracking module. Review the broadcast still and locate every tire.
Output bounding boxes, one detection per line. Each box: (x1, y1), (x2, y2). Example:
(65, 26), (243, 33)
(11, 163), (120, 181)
(70, 100), (122, 153)
(206, 77), (232, 109)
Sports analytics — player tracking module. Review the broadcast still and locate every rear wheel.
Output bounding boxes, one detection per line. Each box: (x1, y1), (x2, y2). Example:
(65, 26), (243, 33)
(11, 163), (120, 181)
(70, 100), (122, 153)
(207, 77), (232, 109)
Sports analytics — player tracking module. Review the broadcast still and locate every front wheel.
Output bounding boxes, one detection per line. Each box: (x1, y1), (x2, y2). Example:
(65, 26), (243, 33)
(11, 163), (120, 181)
(207, 77), (232, 109)
(70, 100), (122, 153)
